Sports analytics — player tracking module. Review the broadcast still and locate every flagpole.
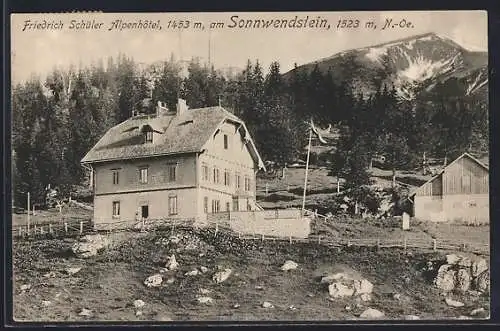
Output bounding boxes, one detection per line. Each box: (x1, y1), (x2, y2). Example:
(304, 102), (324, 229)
(301, 124), (313, 215)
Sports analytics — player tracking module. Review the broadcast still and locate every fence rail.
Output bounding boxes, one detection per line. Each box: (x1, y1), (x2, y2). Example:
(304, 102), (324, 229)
(12, 215), (489, 256)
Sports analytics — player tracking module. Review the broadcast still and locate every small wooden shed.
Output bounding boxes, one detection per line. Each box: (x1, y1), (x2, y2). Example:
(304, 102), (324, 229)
(409, 153), (489, 223)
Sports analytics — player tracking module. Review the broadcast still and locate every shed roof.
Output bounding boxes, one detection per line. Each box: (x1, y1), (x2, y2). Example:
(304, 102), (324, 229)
(81, 106), (265, 170)
(409, 152), (489, 198)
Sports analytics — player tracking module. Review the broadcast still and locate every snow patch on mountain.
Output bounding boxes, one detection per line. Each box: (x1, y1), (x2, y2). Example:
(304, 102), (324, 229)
(398, 54), (456, 82)
(466, 71), (488, 95)
(365, 47), (387, 63)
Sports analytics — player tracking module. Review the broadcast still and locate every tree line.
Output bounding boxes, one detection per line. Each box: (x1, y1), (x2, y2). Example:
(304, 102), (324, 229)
(12, 54), (488, 206)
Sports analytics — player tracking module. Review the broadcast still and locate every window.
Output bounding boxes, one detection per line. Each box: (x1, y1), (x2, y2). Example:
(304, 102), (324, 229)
(145, 130), (153, 143)
(213, 167), (220, 184)
(236, 173), (241, 189)
(226, 202), (231, 211)
(139, 167), (148, 184)
(244, 177), (251, 191)
(202, 164), (209, 181)
(224, 134), (229, 149)
(112, 201), (120, 217)
(211, 200), (220, 213)
(168, 195), (178, 215)
(246, 198), (251, 211)
(112, 169), (120, 185)
(204, 197), (208, 213)
(224, 169), (231, 186)
(232, 197), (239, 211)
(141, 205), (149, 219)
(167, 164), (177, 182)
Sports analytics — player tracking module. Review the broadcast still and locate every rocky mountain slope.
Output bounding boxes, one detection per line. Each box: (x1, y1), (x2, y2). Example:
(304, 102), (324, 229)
(284, 33), (488, 100)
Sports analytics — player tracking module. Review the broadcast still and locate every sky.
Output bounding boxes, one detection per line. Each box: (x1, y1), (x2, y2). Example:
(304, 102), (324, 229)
(11, 11), (487, 83)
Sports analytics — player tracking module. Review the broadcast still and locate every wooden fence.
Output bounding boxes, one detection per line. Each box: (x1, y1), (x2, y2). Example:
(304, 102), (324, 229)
(11, 213), (489, 256)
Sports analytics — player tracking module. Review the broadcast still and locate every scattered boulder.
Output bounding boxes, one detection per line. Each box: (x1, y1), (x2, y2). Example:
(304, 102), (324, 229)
(165, 255), (179, 271)
(446, 254), (461, 265)
(434, 265), (456, 292)
(289, 305), (298, 310)
(233, 303), (240, 309)
(360, 308), (385, 319)
(135, 311), (143, 317)
(470, 308), (486, 316)
(213, 268), (232, 284)
(66, 267), (82, 275)
(471, 258), (488, 278)
(144, 274), (163, 288)
(41, 300), (52, 307)
(353, 279), (374, 295)
(200, 266), (209, 273)
(169, 235), (181, 244)
(359, 293), (372, 302)
(197, 296), (214, 305)
(72, 234), (111, 258)
(445, 298), (464, 307)
(133, 299), (146, 309)
(262, 301), (274, 309)
(166, 277), (176, 284)
(320, 273), (344, 284)
(393, 293), (401, 301)
(78, 308), (93, 317)
(474, 271), (489, 293)
(199, 288), (212, 295)
(281, 260), (298, 271)
(328, 282), (355, 298)
(456, 269), (471, 292)
(185, 269), (199, 276)
(20, 284), (31, 291)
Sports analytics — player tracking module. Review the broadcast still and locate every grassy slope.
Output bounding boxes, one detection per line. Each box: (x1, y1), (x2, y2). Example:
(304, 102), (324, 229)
(13, 228), (489, 322)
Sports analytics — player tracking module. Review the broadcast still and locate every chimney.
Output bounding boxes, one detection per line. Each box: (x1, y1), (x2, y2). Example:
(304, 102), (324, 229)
(156, 101), (169, 117)
(176, 98), (188, 116)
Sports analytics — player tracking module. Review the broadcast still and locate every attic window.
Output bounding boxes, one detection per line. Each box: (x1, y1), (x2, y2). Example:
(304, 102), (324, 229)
(141, 125), (154, 143)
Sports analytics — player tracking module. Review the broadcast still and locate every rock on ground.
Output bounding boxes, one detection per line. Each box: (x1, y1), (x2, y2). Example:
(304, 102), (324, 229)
(360, 308), (385, 319)
(262, 301), (274, 308)
(470, 308), (486, 316)
(144, 274), (163, 288)
(213, 268), (232, 283)
(445, 298), (465, 307)
(133, 299), (146, 308)
(353, 279), (374, 295)
(434, 264), (456, 292)
(474, 271), (489, 293)
(72, 234), (111, 258)
(66, 267), (82, 275)
(200, 266), (209, 273)
(281, 260), (298, 271)
(79, 308), (92, 317)
(185, 269), (199, 276)
(165, 254), (179, 270)
(456, 269), (471, 292)
(328, 282), (355, 298)
(472, 258), (488, 278)
(197, 296), (214, 305)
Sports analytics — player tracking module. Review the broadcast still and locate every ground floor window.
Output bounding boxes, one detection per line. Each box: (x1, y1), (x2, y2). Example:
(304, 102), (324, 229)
(141, 205), (149, 219)
(204, 197), (209, 213)
(112, 201), (120, 217)
(169, 195), (178, 215)
(211, 200), (220, 213)
(232, 197), (239, 211)
(226, 202), (231, 212)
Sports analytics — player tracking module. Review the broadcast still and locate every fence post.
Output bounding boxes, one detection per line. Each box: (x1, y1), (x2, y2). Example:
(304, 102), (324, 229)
(18, 228), (22, 237)
(34, 224), (37, 236)
(49, 223), (53, 234)
(433, 239), (437, 251)
(64, 222), (68, 233)
(261, 234), (265, 242)
(289, 236), (292, 245)
(265, 183), (269, 195)
(80, 221), (84, 234)
(40, 226), (44, 235)
(318, 235), (321, 244)
(215, 222), (219, 237)
(347, 240), (351, 247)
(404, 238), (407, 252)
(462, 243), (467, 251)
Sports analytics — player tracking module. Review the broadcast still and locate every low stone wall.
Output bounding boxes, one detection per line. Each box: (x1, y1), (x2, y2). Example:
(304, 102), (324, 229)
(229, 210), (311, 238)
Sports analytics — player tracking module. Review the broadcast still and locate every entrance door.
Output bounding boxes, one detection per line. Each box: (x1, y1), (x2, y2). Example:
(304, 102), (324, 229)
(141, 205), (149, 219)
